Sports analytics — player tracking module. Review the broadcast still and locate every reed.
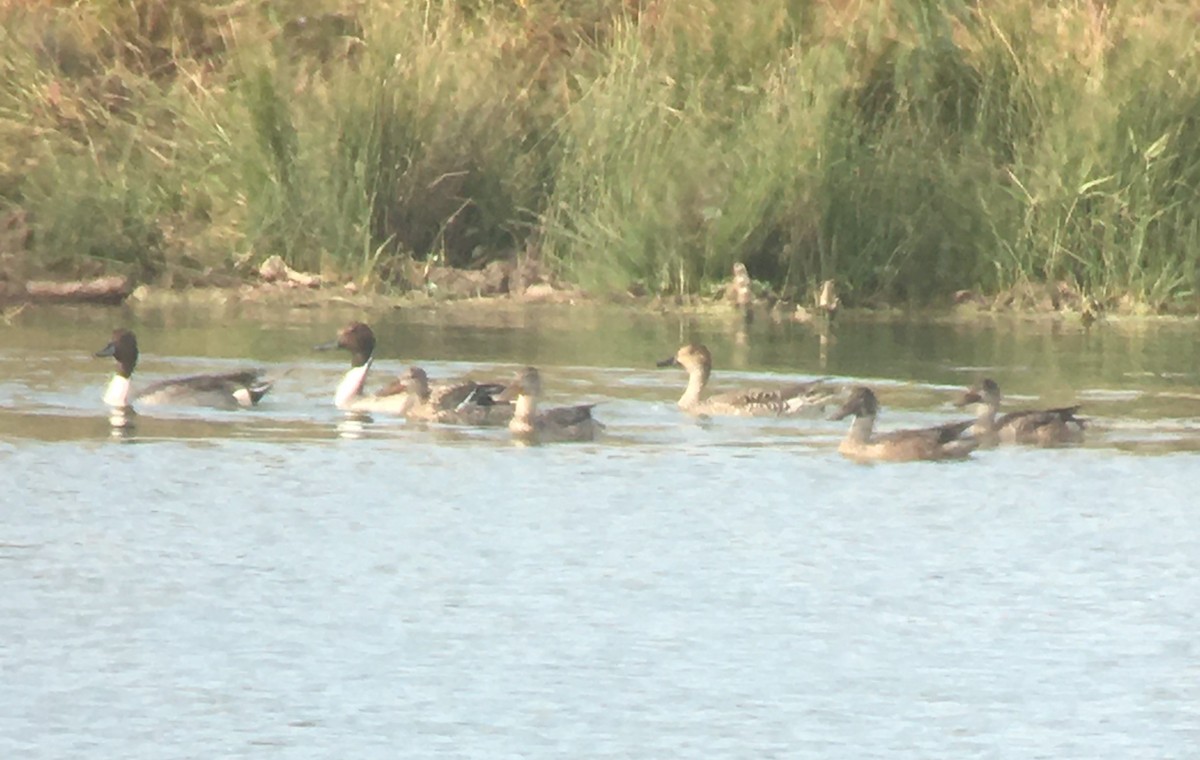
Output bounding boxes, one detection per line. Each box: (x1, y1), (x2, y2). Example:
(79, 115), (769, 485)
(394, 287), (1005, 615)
(1, 0), (1197, 310)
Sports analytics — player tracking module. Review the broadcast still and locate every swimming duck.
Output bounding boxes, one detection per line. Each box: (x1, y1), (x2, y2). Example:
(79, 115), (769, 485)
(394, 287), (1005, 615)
(955, 378), (1085, 446)
(314, 321), (402, 412)
(315, 321), (507, 415)
(496, 366), (603, 442)
(95, 329), (272, 410)
(391, 366), (513, 426)
(657, 343), (829, 416)
(830, 386), (977, 463)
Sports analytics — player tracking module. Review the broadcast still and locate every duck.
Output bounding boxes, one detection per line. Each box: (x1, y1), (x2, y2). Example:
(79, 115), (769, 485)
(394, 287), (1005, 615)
(95, 329), (272, 410)
(830, 386), (977, 463)
(391, 366), (513, 426)
(314, 321), (403, 413)
(955, 378), (1085, 446)
(496, 366), (603, 442)
(315, 321), (507, 415)
(657, 343), (830, 416)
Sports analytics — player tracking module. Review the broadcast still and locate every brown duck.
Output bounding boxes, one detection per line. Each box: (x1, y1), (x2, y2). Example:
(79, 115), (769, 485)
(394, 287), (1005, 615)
(830, 386), (978, 462)
(657, 343), (830, 417)
(956, 378), (1085, 446)
(391, 366), (513, 426)
(497, 367), (604, 443)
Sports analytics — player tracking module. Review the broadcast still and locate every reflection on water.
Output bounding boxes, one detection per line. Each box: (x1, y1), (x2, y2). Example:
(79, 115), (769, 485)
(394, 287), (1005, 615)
(106, 407), (135, 440)
(1, 303), (1199, 759)
(335, 412), (371, 441)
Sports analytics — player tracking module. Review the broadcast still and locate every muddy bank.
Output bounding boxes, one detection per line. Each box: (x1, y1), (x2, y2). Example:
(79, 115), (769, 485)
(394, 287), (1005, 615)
(3, 253), (1197, 329)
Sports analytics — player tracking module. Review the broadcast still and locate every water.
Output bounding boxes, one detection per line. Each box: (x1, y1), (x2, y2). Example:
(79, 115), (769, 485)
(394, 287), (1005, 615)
(2, 302), (1199, 759)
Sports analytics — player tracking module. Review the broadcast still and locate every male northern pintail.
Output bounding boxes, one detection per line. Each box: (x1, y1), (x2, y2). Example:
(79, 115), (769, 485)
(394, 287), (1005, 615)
(315, 321), (506, 414)
(830, 386), (977, 462)
(496, 366), (603, 442)
(315, 321), (405, 413)
(657, 343), (830, 416)
(95, 329), (272, 410)
(392, 366), (513, 426)
(955, 378), (1085, 446)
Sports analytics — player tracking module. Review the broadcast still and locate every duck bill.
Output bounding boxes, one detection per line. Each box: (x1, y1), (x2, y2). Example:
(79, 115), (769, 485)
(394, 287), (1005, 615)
(656, 356), (681, 368)
(955, 391), (982, 407)
(95, 340), (117, 358)
(313, 338), (341, 351)
(828, 400), (856, 421)
(494, 383), (523, 403)
(368, 377), (406, 398)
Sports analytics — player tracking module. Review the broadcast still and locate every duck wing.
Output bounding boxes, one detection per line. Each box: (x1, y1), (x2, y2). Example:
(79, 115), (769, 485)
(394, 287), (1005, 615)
(999, 405), (1085, 434)
(703, 380), (831, 416)
(931, 418), (976, 444)
(878, 419), (974, 446)
(702, 388), (785, 415)
(138, 369), (272, 407)
(431, 380), (507, 411)
(540, 404), (598, 427)
(871, 419), (977, 459)
(779, 380), (834, 414)
(170, 370), (266, 391)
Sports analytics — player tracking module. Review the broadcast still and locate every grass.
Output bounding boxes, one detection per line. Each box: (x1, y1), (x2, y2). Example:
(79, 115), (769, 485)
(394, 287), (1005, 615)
(1, 0), (1199, 312)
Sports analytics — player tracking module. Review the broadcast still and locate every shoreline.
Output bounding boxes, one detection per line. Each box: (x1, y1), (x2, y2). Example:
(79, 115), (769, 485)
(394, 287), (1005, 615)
(5, 271), (1197, 330)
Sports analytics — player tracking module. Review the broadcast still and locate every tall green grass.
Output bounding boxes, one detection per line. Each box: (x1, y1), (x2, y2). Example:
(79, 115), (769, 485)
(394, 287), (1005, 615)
(2, 0), (1198, 310)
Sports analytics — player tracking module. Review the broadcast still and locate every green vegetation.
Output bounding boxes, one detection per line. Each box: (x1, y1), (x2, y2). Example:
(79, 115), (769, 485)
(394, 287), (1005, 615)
(2, 0), (1199, 310)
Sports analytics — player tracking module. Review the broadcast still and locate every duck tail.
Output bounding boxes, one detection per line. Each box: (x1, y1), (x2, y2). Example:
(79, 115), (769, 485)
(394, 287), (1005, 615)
(783, 380), (836, 415)
(1057, 404), (1087, 428)
(246, 366), (297, 406)
(247, 380), (274, 405)
(456, 382), (508, 410)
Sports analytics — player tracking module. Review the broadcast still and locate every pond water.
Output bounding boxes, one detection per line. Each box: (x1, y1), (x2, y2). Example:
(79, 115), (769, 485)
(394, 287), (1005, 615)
(2, 301), (1198, 759)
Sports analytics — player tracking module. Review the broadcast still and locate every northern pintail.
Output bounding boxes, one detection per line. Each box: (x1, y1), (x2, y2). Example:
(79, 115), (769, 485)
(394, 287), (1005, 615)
(657, 343), (829, 416)
(393, 366), (513, 426)
(955, 378), (1085, 446)
(95, 329), (272, 410)
(830, 386), (977, 462)
(315, 321), (507, 415)
(314, 321), (404, 413)
(496, 366), (603, 442)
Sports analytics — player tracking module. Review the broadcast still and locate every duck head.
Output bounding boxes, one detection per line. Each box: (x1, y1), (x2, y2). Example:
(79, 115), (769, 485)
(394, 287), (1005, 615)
(496, 366), (542, 402)
(956, 378), (1001, 408)
(95, 329), (139, 378)
(396, 366), (431, 400)
(657, 343), (712, 379)
(829, 386), (879, 420)
(315, 321), (376, 368)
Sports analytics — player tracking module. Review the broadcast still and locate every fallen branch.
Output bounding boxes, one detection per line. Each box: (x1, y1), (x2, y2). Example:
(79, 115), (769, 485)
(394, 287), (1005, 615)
(21, 275), (133, 305)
